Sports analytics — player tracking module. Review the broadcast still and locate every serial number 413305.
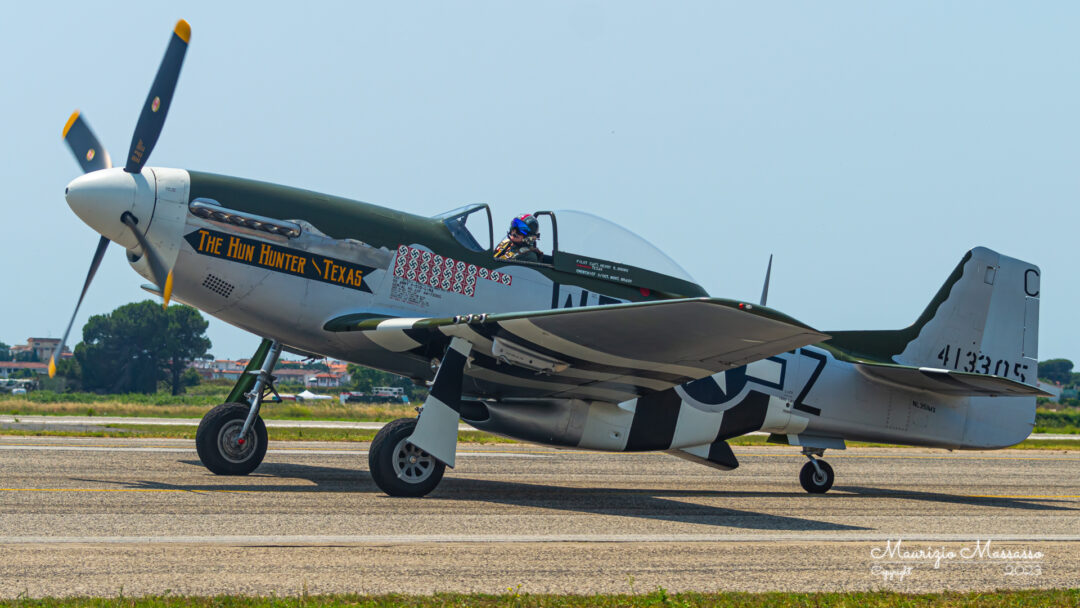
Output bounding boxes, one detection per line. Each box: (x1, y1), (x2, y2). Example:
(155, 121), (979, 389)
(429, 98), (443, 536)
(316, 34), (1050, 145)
(936, 344), (1029, 382)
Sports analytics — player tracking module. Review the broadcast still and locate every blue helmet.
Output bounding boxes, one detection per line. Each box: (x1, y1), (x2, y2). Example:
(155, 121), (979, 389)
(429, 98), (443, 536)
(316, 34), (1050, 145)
(510, 214), (539, 238)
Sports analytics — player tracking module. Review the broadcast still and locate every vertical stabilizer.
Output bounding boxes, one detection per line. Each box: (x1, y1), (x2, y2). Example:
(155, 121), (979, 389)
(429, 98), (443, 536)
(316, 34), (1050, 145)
(828, 247), (1040, 386)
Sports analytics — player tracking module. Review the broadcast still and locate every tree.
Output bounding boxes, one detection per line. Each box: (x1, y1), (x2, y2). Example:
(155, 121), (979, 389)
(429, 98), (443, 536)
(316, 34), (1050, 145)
(161, 305), (211, 395)
(1038, 359), (1074, 385)
(0, 341), (9, 361)
(75, 300), (211, 395)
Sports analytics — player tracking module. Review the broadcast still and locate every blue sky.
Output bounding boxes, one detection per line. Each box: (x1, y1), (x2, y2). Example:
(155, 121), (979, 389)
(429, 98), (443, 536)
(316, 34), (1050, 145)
(2, 2), (1078, 362)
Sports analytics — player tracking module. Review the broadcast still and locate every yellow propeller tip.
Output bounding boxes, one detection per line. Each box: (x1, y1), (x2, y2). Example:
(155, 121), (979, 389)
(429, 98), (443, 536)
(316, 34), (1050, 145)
(48, 358), (57, 379)
(162, 271), (174, 308)
(174, 19), (191, 44)
(62, 111), (80, 139)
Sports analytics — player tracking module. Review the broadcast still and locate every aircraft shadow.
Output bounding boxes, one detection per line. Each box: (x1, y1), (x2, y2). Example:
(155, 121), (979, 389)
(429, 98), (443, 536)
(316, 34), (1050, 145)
(838, 485), (1078, 512)
(134, 460), (867, 532)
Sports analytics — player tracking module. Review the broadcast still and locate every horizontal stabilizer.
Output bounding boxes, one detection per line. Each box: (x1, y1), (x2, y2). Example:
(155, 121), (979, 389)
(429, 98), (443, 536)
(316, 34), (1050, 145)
(856, 362), (1050, 397)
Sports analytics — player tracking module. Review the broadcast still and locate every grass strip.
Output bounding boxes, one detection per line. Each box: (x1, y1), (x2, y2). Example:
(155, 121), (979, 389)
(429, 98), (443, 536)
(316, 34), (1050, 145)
(0, 425), (513, 444)
(0, 589), (1078, 607)
(0, 399), (417, 422)
(0, 425), (1074, 450)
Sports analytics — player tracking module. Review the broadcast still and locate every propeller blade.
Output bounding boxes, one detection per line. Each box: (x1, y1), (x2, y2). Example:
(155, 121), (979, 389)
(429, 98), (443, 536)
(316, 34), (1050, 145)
(49, 236), (111, 378)
(120, 212), (173, 308)
(62, 111), (112, 173)
(124, 19), (191, 174)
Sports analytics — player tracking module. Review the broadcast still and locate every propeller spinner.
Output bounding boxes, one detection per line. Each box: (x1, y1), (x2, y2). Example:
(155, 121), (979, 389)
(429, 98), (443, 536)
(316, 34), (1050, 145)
(50, 19), (191, 378)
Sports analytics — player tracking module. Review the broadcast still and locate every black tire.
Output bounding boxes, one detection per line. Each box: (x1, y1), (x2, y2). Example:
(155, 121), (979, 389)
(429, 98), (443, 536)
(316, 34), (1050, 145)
(369, 418), (445, 497)
(799, 459), (835, 494)
(195, 402), (268, 475)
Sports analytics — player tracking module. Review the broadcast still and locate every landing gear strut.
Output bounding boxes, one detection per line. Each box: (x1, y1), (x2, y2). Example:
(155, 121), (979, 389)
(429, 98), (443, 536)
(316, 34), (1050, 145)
(798, 447), (834, 494)
(196, 339), (282, 475)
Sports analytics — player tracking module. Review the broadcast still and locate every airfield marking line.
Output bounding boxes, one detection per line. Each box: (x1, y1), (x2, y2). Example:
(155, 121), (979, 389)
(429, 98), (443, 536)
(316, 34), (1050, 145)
(0, 487), (254, 494)
(0, 445), (544, 458)
(0, 441), (1075, 460)
(735, 452), (1080, 461)
(3, 533), (1080, 545)
(2, 486), (1076, 499)
(960, 495), (1080, 499)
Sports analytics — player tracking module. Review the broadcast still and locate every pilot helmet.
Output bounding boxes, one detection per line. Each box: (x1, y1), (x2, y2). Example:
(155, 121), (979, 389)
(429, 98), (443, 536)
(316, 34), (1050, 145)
(510, 214), (540, 239)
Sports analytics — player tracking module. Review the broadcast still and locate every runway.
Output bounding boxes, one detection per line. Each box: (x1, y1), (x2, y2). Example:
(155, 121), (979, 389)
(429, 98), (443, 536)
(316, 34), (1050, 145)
(0, 436), (1077, 596)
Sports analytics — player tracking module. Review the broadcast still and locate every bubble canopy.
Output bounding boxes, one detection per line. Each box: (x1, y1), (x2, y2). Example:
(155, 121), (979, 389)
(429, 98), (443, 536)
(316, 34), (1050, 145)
(549, 210), (697, 283)
(434, 205), (701, 291)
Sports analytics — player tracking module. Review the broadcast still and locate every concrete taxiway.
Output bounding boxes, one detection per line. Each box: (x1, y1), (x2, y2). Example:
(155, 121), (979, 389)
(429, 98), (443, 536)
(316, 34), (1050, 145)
(0, 435), (1077, 597)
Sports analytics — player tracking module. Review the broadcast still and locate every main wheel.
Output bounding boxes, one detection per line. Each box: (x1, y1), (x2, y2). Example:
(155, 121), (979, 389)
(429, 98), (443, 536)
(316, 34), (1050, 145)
(196, 402), (268, 475)
(799, 459), (834, 494)
(369, 417), (445, 497)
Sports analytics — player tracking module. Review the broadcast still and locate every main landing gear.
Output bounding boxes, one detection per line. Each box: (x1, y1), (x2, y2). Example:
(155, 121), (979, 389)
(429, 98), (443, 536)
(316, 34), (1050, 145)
(799, 447), (835, 494)
(196, 339), (282, 475)
(369, 418), (446, 497)
(369, 337), (473, 497)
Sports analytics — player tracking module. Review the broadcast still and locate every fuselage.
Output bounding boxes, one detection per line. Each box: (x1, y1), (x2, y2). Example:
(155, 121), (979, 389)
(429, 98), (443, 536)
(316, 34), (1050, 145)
(64, 166), (1035, 452)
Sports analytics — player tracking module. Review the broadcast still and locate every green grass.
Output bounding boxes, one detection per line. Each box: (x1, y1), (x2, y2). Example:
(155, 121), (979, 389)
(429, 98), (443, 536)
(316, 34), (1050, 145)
(0, 398), (417, 423)
(0, 425), (513, 444)
(1034, 408), (1080, 433)
(0, 589), (1077, 607)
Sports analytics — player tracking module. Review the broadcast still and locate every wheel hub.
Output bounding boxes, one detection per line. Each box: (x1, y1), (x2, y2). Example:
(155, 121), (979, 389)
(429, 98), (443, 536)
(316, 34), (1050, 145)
(392, 437), (436, 483)
(217, 419), (257, 463)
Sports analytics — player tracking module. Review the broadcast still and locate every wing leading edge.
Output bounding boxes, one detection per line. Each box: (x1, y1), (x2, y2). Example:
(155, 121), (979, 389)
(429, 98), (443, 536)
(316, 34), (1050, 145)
(326, 297), (829, 402)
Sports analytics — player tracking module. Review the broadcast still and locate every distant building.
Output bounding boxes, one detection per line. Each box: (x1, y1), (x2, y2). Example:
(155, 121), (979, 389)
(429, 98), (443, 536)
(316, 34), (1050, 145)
(8, 338), (72, 362)
(1038, 381), (1063, 403)
(0, 361), (49, 378)
(186, 357), (350, 389)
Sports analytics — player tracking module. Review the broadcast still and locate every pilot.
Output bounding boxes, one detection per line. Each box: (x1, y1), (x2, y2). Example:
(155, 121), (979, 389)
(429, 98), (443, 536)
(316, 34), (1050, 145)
(494, 214), (542, 262)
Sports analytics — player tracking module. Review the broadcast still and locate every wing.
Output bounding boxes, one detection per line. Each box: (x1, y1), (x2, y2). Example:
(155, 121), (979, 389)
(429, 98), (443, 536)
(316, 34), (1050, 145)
(326, 297), (829, 402)
(855, 362), (1050, 397)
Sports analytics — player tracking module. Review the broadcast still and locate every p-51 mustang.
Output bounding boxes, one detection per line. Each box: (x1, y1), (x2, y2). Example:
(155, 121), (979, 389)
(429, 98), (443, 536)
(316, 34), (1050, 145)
(54, 20), (1046, 496)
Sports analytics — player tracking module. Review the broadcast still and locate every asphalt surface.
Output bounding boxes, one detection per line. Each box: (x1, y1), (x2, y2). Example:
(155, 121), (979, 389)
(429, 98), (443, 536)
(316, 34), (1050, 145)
(0, 436), (1078, 597)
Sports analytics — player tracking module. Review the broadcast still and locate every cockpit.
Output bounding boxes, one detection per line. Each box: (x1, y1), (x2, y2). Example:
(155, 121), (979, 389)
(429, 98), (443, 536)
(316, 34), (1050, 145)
(434, 204), (704, 296)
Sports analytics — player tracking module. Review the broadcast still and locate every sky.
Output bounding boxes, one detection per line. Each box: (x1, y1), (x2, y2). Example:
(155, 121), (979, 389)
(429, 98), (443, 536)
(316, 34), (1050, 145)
(1, 2), (1078, 362)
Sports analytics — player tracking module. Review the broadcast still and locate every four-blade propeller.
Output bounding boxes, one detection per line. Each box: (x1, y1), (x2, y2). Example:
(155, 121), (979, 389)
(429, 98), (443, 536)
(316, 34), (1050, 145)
(50, 19), (190, 378)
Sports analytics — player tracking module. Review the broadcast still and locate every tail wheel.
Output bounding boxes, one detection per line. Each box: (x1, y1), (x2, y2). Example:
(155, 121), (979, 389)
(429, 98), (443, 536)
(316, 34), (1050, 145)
(799, 459), (835, 494)
(196, 402), (267, 475)
(369, 418), (445, 497)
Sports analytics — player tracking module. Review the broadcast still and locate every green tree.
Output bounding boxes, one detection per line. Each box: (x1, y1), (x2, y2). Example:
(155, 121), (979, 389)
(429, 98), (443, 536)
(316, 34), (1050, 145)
(0, 341), (9, 361)
(161, 305), (211, 395)
(14, 350), (39, 362)
(1038, 359), (1074, 385)
(75, 301), (211, 395)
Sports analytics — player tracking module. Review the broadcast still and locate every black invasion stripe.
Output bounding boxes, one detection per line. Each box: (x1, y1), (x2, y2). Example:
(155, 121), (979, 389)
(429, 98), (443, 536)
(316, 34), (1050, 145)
(793, 349), (825, 416)
(465, 353), (647, 399)
(468, 324), (689, 386)
(715, 391), (770, 441)
(706, 440), (739, 469)
(625, 389), (682, 451)
(429, 345), (468, 411)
